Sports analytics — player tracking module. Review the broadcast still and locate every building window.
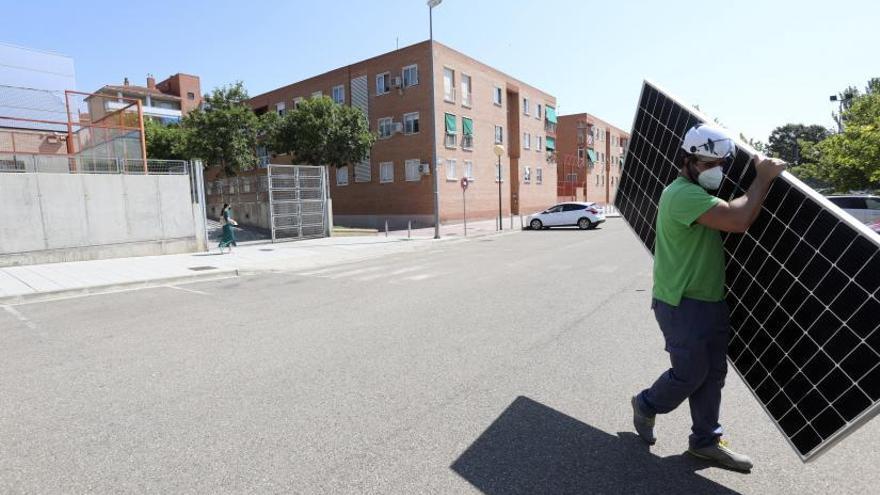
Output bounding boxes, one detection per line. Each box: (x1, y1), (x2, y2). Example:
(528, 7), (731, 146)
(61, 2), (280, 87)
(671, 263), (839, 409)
(403, 112), (420, 134)
(461, 74), (472, 107)
(522, 97), (529, 116)
(494, 125), (503, 144)
(405, 159), (421, 181)
(596, 175), (600, 186)
(446, 159), (457, 180)
(523, 132), (531, 150)
(536, 136), (542, 152)
(276, 102), (286, 116)
(336, 166), (349, 186)
(493, 86), (502, 106)
(380, 162), (394, 183)
(187, 92), (195, 100)
(376, 72), (391, 95)
(465, 160), (474, 179)
(461, 117), (473, 149)
(293, 97), (303, 109)
(578, 147), (585, 159)
(536, 167), (543, 184)
(536, 104), (542, 120)
(311, 91), (322, 98)
(443, 67), (455, 102)
(332, 85), (345, 104)
(523, 166), (531, 183)
(378, 117), (393, 138)
(402, 64), (419, 87)
(444, 113), (457, 148)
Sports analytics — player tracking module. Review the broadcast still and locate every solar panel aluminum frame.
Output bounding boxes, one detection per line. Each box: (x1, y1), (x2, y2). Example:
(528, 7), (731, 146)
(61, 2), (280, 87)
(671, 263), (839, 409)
(618, 79), (880, 462)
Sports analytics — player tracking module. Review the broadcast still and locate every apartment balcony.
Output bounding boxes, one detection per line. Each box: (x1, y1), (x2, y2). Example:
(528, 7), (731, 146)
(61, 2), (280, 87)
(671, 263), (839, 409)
(105, 100), (182, 121)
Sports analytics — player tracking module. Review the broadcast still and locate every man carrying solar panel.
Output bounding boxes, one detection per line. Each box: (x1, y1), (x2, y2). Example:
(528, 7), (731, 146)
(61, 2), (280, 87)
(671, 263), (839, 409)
(631, 123), (786, 471)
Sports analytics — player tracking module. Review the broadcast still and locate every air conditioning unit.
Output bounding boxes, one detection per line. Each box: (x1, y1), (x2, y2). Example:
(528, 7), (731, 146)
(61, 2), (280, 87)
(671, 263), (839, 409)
(392, 76), (402, 88)
(419, 163), (431, 175)
(393, 122), (404, 134)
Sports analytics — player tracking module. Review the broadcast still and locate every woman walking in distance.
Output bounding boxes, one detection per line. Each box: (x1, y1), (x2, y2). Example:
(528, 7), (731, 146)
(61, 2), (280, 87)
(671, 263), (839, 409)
(219, 203), (238, 253)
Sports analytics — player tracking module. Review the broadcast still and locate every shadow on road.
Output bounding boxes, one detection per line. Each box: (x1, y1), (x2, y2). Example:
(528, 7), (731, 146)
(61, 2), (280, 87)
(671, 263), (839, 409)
(451, 396), (742, 495)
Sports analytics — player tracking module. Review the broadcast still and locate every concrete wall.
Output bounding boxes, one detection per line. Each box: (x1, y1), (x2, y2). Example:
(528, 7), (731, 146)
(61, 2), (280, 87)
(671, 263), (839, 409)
(0, 173), (205, 266)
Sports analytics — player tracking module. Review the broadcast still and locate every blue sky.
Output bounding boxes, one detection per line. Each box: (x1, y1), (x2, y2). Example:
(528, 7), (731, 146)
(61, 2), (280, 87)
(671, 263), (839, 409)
(5, 0), (878, 142)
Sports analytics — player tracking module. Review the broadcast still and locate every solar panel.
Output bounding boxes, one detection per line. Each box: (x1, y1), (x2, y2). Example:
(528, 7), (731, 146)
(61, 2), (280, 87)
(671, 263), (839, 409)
(616, 80), (880, 462)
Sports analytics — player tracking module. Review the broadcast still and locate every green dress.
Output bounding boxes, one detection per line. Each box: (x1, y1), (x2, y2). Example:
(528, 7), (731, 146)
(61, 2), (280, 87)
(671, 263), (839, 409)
(219, 208), (237, 248)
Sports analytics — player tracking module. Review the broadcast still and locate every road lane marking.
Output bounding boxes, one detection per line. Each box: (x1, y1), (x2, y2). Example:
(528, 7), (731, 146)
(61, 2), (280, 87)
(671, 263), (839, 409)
(3, 305), (37, 330)
(165, 285), (209, 295)
(388, 266), (426, 276)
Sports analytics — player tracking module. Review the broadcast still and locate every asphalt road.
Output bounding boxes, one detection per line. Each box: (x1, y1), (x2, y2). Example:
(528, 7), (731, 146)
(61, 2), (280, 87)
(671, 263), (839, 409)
(2, 219), (878, 494)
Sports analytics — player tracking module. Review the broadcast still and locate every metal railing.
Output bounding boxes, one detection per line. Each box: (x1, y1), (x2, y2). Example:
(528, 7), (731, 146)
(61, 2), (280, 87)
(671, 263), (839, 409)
(0, 153), (187, 175)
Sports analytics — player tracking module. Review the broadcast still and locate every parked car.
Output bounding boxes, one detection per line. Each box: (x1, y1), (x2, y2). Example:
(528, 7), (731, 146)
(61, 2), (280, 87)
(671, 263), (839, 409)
(868, 220), (880, 235)
(827, 195), (880, 225)
(525, 202), (606, 230)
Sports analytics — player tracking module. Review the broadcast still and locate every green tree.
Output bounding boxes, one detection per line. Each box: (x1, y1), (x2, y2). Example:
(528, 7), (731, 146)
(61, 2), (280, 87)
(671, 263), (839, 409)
(144, 119), (188, 160)
(267, 96), (375, 168)
(767, 124), (830, 165)
(814, 90), (880, 192)
(183, 82), (260, 175)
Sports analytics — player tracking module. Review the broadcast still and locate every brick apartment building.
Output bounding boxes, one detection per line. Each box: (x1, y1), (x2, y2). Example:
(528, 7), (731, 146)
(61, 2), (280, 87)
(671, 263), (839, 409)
(248, 40), (558, 229)
(89, 73), (202, 125)
(556, 113), (629, 206)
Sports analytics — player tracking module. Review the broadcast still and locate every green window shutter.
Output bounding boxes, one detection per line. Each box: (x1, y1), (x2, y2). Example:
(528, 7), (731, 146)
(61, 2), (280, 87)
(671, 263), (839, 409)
(545, 136), (556, 150)
(445, 113), (457, 133)
(462, 117), (473, 136)
(545, 106), (557, 124)
(587, 149), (598, 162)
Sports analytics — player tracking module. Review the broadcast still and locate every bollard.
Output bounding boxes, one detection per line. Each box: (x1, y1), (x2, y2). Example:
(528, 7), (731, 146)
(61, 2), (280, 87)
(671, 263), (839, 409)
(385, 219), (389, 237)
(510, 214), (514, 229)
(408, 220), (411, 239)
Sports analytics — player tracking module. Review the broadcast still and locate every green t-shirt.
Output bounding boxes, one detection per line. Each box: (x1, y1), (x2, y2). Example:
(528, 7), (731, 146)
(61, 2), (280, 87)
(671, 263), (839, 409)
(653, 177), (725, 306)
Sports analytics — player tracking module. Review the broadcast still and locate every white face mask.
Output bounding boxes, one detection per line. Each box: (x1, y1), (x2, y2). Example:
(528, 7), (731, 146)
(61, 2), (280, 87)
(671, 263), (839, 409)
(697, 166), (723, 190)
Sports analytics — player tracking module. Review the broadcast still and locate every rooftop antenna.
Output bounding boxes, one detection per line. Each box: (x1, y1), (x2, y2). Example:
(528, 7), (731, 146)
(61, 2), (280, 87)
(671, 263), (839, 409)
(396, 37), (399, 50)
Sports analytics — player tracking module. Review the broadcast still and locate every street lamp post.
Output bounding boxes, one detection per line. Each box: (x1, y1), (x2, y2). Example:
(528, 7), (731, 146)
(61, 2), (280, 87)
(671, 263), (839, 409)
(428, 0), (442, 239)
(829, 94), (853, 133)
(494, 144), (504, 230)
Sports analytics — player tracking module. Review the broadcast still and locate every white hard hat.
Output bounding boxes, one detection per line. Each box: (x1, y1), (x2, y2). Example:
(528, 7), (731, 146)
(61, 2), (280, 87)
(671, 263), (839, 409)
(681, 124), (736, 161)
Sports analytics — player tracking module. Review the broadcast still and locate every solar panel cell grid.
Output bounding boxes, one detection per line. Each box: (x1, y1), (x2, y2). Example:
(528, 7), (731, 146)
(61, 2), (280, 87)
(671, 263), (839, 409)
(616, 81), (880, 461)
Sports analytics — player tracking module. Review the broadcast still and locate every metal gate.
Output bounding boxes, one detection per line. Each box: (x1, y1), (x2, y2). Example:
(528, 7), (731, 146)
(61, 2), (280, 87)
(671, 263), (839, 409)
(267, 164), (328, 242)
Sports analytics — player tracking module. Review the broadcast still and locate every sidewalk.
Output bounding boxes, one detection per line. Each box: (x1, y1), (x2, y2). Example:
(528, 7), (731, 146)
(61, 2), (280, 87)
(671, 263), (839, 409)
(0, 221), (513, 304)
(379, 217), (524, 239)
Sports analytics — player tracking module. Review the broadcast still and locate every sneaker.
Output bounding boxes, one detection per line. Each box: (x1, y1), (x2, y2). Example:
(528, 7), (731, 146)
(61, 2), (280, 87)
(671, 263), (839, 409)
(688, 439), (753, 472)
(631, 395), (656, 445)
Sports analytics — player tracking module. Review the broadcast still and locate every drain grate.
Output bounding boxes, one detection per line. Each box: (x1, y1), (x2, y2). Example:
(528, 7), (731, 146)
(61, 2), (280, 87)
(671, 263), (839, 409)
(188, 266), (218, 271)
(259, 248), (274, 252)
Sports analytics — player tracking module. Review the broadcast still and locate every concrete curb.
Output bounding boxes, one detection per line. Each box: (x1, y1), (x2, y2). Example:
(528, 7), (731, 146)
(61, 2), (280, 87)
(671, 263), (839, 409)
(0, 269), (239, 306)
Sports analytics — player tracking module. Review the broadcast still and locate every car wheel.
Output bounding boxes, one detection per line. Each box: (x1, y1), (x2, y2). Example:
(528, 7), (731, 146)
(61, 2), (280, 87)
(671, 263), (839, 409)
(578, 218), (592, 230)
(530, 219), (543, 230)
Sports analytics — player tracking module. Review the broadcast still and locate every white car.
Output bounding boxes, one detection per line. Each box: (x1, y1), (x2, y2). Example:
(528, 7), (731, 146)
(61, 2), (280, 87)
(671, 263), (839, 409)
(526, 202), (606, 230)
(827, 195), (880, 225)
